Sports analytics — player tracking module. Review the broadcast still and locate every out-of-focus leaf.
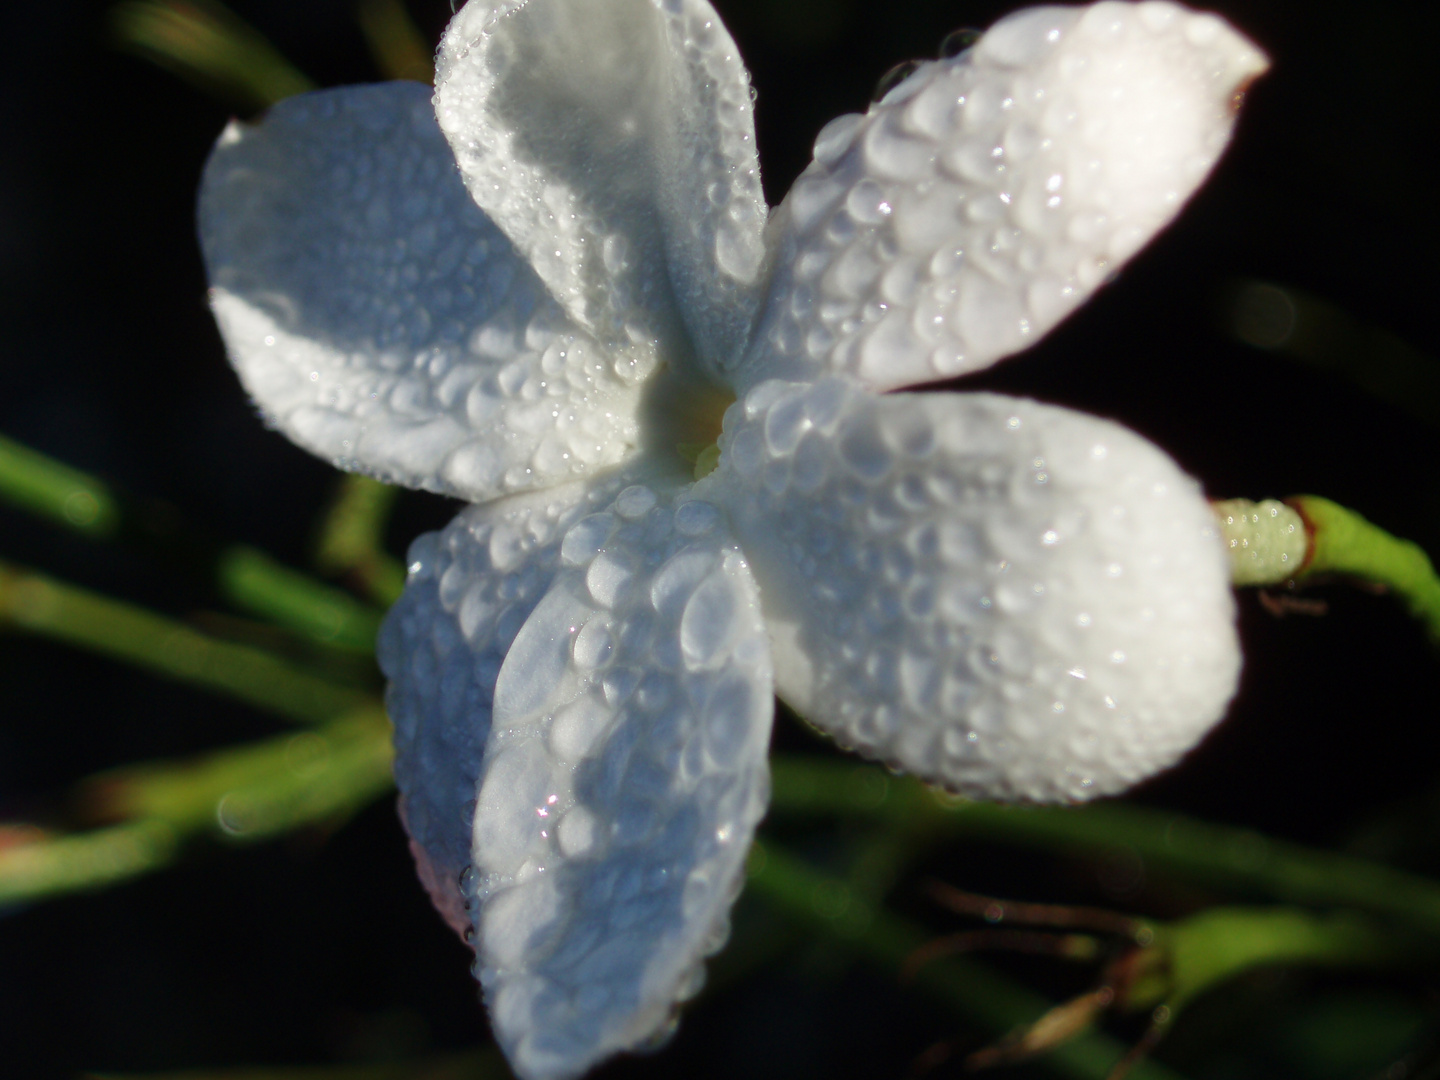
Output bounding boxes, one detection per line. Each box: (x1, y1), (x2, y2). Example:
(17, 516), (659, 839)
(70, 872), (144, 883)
(357, 0), (434, 84)
(110, 0), (314, 112)
(746, 839), (1191, 1080)
(219, 545), (383, 653)
(768, 756), (1440, 939)
(0, 432), (120, 538)
(1225, 279), (1440, 428)
(0, 559), (368, 725)
(2, 709), (392, 905)
(314, 475), (406, 607)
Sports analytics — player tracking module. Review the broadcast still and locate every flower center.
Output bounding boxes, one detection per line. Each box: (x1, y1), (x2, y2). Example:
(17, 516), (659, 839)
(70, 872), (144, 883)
(636, 359), (734, 482)
(677, 440), (723, 480)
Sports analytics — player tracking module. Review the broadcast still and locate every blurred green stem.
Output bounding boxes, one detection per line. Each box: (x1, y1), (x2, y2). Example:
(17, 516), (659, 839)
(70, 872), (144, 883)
(110, 0), (314, 112)
(357, 0), (435, 84)
(768, 756), (1440, 938)
(1225, 279), (1440, 430)
(1127, 906), (1416, 1013)
(0, 559), (368, 725)
(96, 708), (393, 841)
(314, 475), (407, 607)
(0, 430), (386, 651)
(219, 545), (383, 652)
(0, 433), (121, 538)
(747, 839), (1189, 1080)
(1292, 495), (1440, 638)
(0, 820), (179, 904)
(1, 709), (392, 905)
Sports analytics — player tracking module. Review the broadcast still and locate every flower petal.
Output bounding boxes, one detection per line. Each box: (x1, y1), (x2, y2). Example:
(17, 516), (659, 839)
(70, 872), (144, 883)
(701, 378), (1239, 801)
(379, 474), (636, 935)
(382, 474), (773, 1080)
(435, 0), (767, 375)
(199, 82), (646, 502)
(729, 1), (1267, 392)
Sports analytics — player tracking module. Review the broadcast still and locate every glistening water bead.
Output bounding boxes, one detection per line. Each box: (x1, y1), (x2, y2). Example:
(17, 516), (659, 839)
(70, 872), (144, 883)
(939, 28), (983, 59)
(872, 59), (925, 103)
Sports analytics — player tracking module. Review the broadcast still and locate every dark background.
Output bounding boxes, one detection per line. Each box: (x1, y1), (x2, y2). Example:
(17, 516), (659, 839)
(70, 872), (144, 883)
(2, 1), (1439, 1077)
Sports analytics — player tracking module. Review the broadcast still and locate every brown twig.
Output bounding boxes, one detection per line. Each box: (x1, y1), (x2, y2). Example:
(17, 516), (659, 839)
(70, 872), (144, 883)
(925, 880), (1151, 941)
(902, 929), (1101, 983)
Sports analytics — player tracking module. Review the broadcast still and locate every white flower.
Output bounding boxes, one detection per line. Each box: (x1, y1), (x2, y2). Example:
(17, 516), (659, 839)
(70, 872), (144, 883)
(197, 2), (1265, 1077)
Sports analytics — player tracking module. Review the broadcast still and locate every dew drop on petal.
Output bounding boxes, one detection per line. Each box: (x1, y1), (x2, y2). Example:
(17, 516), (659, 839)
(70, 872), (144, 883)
(873, 59), (924, 103)
(939, 27), (982, 58)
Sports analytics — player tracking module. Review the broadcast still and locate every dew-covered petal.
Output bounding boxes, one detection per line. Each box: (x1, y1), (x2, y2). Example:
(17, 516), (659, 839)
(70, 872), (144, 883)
(199, 82), (645, 502)
(729, 1), (1267, 392)
(378, 472), (639, 936)
(462, 489), (772, 1080)
(436, 0), (767, 376)
(700, 378), (1239, 801)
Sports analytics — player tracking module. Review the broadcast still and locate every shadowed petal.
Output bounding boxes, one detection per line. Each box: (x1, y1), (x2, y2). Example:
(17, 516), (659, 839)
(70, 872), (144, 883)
(379, 473), (639, 933)
(200, 82), (646, 502)
(465, 486), (771, 1079)
(701, 378), (1239, 801)
(731, 2), (1267, 392)
(436, 0), (767, 376)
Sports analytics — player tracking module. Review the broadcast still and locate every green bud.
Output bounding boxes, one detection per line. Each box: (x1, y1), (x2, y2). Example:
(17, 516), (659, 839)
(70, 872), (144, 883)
(1213, 499), (1308, 586)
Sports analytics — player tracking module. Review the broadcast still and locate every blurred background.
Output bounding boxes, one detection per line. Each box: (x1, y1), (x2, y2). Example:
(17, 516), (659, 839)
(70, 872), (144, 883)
(2, 0), (1439, 1077)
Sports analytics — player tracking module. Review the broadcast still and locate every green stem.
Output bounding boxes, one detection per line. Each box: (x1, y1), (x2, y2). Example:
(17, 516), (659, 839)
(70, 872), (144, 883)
(109, 0), (314, 112)
(0, 432), (121, 538)
(1291, 495), (1440, 638)
(313, 475), (407, 607)
(1, 709), (393, 905)
(843, 825), (929, 907)
(1225, 279), (1440, 431)
(0, 431), (386, 652)
(747, 839), (1189, 1080)
(0, 560), (368, 725)
(1212, 494), (1440, 640)
(1127, 907), (1416, 1013)
(218, 546), (383, 653)
(357, 0), (434, 85)
(96, 708), (395, 842)
(767, 756), (1440, 938)
(0, 820), (179, 904)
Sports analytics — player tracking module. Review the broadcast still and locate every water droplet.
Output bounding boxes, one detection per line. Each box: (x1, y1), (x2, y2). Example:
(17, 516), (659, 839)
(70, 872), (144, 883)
(681, 575), (740, 668)
(813, 113), (863, 166)
(872, 59), (923, 103)
(675, 500), (720, 536)
(573, 620), (615, 669)
(838, 420), (893, 481)
(613, 485), (657, 520)
(939, 27), (982, 58)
